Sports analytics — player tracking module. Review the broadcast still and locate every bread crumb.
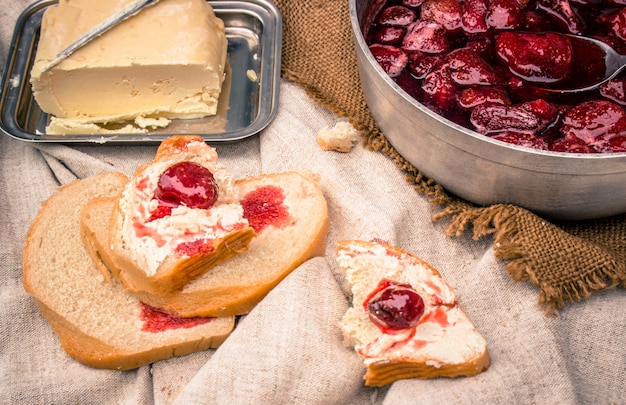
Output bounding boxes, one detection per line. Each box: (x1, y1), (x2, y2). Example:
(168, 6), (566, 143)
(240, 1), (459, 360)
(316, 121), (359, 152)
(247, 69), (258, 82)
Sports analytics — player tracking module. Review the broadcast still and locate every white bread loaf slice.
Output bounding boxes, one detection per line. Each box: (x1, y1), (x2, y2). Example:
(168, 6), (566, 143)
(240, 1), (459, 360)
(83, 171), (330, 318)
(337, 240), (490, 386)
(23, 171), (235, 370)
(108, 136), (256, 296)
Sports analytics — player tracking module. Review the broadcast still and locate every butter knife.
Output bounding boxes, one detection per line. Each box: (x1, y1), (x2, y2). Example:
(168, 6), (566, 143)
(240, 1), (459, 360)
(42, 0), (160, 72)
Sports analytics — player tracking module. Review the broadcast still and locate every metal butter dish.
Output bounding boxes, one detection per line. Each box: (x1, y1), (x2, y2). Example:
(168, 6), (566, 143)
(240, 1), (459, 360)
(0, 0), (282, 143)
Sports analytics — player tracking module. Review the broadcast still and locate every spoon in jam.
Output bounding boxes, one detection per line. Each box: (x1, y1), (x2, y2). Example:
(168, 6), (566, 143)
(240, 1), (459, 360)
(535, 34), (626, 94)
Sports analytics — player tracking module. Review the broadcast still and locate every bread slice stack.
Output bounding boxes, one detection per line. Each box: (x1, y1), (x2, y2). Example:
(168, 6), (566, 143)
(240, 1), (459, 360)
(338, 240), (490, 386)
(23, 135), (330, 369)
(22, 171), (235, 370)
(82, 171), (330, 318)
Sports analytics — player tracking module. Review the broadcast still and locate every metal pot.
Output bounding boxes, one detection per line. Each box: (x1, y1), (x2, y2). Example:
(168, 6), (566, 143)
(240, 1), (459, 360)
(349, 0), (626, 220)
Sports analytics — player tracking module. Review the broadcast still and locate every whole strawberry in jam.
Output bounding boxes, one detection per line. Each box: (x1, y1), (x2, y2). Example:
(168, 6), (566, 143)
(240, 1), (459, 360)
(446, 48), (502, 87)
(402, 19), (450, 54)
(364, 0), (626, 152)
(537, 0), (584, 34)
(461, 0), (489, 34)
(485, 0), (523, 30)
(420, 0), (462, 31)
(600, 78), (626, 105)
(492, 131), (549, 150)
(369, 44), (408, 77)
(366, 280), (425, 333)
(560, 100), (626, 145)
(149, 161), (218, 221)
(377, 5), (417, 26)
(495, 32), (573, 83)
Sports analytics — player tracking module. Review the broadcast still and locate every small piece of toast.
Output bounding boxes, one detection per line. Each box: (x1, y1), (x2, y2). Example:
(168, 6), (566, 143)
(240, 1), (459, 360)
(337, 240), (490, 386)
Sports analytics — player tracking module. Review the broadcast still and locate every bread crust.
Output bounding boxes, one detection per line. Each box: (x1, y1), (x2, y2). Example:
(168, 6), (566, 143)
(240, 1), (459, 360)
(364, 349), (491, 386)
(136, 207), (328, 317)
(108, 199), (256, 295)
(22, 171), (129, 294)
(82, 171), (330, 317)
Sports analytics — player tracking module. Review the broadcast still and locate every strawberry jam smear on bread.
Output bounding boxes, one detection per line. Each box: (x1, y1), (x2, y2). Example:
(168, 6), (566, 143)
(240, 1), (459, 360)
(338, 240), (490, 386)
(109, 136), (256, 295)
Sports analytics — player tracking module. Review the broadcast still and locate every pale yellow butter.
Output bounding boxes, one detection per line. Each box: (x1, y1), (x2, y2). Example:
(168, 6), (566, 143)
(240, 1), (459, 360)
(30, 0), (228, 134)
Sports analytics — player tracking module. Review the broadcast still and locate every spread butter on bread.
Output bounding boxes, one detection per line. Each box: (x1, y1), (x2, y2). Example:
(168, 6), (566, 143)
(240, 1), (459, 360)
(337, 240), (490, 386)
(23, 172), (235, 370)
(108, 136), (256, 295)
(83, 171), (330, 317)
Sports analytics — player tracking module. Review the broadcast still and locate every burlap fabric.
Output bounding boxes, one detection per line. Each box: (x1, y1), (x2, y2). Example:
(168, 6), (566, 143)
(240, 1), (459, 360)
(273, 0), (626, 314)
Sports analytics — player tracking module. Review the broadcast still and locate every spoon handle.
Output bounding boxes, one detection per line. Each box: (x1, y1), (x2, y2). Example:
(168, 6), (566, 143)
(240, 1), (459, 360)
(607, 54), (626, 82)
(42, 0), (160, 72)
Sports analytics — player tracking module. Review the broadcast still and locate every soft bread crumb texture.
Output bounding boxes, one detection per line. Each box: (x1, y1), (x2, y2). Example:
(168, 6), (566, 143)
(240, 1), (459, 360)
(316, 121), (359, 152)
(187, 172), (325, 287)
(135, 171), (330, 317)
(85, 170), (329, 318)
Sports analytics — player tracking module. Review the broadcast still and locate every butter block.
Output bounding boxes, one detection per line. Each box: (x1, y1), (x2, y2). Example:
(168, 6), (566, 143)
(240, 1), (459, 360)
(30, 0), (228, 134)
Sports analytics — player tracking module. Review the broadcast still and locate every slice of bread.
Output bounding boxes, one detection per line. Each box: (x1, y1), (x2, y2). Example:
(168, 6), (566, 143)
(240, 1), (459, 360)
(337, 240), (490, 386)
(108, 136), (256, 295)
(82, 171), (330, 318)
(23, 171), (235, 370)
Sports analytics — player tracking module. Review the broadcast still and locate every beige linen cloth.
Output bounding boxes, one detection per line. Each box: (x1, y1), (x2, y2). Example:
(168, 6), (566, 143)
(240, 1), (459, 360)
(1, 1), (625, 404)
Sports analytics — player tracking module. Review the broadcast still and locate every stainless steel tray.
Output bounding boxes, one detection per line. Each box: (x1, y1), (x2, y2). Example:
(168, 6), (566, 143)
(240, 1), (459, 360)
(0, 0), (281, 143)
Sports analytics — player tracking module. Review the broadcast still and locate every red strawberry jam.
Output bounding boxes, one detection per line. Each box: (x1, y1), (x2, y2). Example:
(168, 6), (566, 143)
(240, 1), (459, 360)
(140, 303), (212, 333)
(364, 0), (626, 152)
(148, 161), (218, 221)
(174, 239), (215, 257)
(241, 185), (293, 233)
(364, 279), (425, 333)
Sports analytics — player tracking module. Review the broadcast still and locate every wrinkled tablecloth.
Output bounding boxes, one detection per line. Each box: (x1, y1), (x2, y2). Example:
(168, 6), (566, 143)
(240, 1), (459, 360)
(1, 1), (625, 404)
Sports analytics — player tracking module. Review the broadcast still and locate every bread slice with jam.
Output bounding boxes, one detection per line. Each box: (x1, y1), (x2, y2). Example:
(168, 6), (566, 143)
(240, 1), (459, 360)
(22, 171), (235, 370)
(337, 240), (490, 386)
(82, 171), (330, 318)
(108, 135), (256, 296)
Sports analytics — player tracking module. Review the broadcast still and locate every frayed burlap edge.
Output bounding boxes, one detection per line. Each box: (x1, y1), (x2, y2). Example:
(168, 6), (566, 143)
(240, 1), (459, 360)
(433, 203), (625, 315)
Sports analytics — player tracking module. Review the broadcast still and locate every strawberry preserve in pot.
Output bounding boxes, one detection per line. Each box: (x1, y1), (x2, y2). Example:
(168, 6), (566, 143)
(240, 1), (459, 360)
(363, 0), (626, 153)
